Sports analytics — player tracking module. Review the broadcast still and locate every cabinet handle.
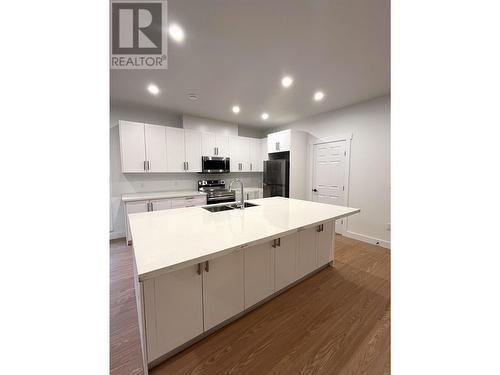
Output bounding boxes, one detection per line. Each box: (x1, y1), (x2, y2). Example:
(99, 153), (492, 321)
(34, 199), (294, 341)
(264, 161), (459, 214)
(278, 142), (280, 151)
(272, 239), (277, 248)
(321, 224), (324, 232)
(277, 237), (281, 247)
(217, 147), (219, 155)
(205, 261), (209, 272)
(250, 163), (252, 171)
(214, 147), (217, 155)
(276, 142), (278, 151)
(317, 225), (321, 232)
(150, 202), (154, 211)
(146, 202), (150, 212)
(144, 161), (147, 171)
(197, 263), (202, 275)
(186, 161), (189, 171)
(147, 161), (151, 171)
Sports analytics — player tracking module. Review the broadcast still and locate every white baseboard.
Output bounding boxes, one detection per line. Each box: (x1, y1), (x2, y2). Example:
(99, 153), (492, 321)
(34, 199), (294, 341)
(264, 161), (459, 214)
(110, 231), (126, 241)
(344, 230), (391, 249)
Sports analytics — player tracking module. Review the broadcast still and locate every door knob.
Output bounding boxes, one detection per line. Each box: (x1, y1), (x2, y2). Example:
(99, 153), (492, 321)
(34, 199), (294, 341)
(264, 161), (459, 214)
(313, 189), (318, 192)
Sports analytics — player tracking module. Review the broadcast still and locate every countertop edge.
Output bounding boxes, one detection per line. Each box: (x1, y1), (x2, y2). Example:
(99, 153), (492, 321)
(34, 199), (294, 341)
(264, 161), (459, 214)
(136, 209), (360, 281)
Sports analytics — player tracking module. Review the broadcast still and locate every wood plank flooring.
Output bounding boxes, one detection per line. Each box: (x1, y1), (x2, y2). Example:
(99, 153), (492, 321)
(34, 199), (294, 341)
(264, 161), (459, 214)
(110, 235), (390, 375)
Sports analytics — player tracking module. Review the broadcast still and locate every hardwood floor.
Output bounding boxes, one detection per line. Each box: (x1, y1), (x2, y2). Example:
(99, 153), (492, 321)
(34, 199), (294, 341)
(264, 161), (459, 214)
(110, 235), (390, 375)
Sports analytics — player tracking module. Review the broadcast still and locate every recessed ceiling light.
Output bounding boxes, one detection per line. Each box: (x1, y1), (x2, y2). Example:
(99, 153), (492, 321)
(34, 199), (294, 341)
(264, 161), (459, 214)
(281, 76), (293, 88)
(232, 105), (240, 114)
(261, 113), (269, 120)
(188, 93), (198, 100)
(168, 23), (185, 43)
(314, 91), (325, 101)
(148, 84), (159, 95)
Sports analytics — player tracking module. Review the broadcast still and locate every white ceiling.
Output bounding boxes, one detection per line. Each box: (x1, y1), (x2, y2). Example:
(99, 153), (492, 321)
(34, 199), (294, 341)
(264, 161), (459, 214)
(110, 0), (390, 128)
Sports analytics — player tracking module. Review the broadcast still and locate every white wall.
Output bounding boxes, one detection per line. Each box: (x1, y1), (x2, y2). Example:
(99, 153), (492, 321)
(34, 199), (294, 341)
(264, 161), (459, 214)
(110, 105), (264, 239)
(266, 95), (390, 246)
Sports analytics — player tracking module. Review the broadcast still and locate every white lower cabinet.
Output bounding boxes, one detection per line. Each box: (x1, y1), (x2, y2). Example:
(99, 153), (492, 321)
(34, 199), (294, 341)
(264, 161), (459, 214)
(138, 220), (335, 366)
(125, 195), (206, 244)
(274, 232), (299, 291)
(202, 250), (244, 331)
(317, 221), (334, 266)
(244, 241), (275, 308)
(297, 227), (318, 278)
(125, 201), (149, 244)
(149, 198), (172, 211)
(142, 265), (204, 362)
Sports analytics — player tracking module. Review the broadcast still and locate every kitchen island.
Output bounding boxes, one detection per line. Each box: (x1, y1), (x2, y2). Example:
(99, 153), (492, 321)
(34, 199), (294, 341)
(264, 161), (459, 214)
(129, 197), (360, 371)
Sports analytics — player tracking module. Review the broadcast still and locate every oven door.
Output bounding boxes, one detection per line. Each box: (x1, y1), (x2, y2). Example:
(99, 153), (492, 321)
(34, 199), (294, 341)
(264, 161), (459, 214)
(202, 157), (230, 173)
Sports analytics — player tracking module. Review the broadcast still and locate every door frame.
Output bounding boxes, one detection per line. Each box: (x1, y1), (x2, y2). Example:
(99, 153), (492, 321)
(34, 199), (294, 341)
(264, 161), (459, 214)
(309, 133), (352, 234)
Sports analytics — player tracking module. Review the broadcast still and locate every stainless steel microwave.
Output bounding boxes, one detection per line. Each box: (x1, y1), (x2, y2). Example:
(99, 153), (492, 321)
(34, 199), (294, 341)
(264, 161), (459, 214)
(201, 156), (230, 173)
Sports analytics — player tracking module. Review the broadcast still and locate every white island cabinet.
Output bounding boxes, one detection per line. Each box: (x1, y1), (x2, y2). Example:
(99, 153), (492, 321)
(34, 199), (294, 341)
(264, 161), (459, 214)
(244, 241), (275, 308)
(203, 251), (244, 330)
(142, 264), (203, 362)
(129, 197), (360, 371)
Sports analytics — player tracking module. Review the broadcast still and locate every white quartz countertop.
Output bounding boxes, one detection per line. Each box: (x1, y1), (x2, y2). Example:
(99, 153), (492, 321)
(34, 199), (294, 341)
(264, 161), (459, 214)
(129, 197), (360, 280)
(122, 190), (206, 202)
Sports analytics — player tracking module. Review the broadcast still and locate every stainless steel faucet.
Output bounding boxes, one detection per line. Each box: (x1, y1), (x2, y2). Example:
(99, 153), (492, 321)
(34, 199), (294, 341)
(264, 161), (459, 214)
(229, 178), (244, 209)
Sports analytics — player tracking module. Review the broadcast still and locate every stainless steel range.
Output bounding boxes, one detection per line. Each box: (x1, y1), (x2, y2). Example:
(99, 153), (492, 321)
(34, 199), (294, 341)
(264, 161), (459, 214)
(198, 179), (235, 205)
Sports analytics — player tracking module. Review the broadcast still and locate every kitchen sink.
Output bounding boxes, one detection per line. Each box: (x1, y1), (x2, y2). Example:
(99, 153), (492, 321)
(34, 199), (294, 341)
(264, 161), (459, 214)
(226, 202), (259, 209)
(202, 202), (259, 212)
(202, 205), (235, 212)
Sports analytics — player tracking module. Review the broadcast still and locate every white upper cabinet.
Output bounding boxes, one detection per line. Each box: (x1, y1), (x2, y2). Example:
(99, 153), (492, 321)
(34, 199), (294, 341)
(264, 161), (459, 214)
(184, 129), (202, 172)
(144, 124), (167, 172)
(119, 121), (168, 173)
(119, 121), (147, 173)
(261, 138), (268, 162)
(244, 241), (275, 308)
(267, 129), (291, 153)
(202, 133), (229, 157)
(165, 127), (185, 172)
(202, 250), (244, 331)
(215, 134), (230, 157)
(229, 136), (250, 172)
(249, 138), (263, 172)
(119, 120), (237, 173)
(202, 133), (216, 156)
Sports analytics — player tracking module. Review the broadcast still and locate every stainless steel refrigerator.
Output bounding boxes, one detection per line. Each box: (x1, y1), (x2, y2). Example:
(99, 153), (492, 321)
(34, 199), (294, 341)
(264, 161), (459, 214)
(263, 159), (289, 197)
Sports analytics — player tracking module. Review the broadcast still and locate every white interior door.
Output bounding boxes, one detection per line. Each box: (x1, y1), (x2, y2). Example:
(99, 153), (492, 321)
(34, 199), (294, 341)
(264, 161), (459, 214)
(312, 141), (347, 233)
